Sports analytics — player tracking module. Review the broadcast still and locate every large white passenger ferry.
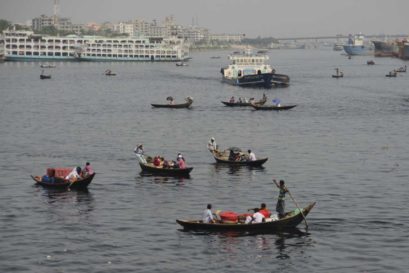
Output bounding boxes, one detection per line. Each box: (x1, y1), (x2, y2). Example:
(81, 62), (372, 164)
(2, 30), (189, 62)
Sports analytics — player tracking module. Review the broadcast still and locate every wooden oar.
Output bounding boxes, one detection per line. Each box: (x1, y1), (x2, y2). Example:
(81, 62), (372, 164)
(273, 179), (308, 229)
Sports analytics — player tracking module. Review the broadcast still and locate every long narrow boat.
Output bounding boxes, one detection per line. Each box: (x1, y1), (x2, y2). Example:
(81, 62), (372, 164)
(151, 97), (193, 109)
(139, 162), (193, 177)
(251, 104), (297, 111)
(221, 96), (267, 107)
(31, 173), (95, 190)
(177, 202), (315, 232)
(40, 74), (51, 79)
(212, 153), (268, 167)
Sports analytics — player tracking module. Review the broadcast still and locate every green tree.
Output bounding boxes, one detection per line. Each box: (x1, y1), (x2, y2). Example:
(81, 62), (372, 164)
(0, 19), (12, 32)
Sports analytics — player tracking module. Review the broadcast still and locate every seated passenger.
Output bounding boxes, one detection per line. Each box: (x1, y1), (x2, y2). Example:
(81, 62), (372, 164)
(202, 204), (215, 223)
(245, 208), (265, 224)
(65, 167), (82, 181)
(177, 157), (186, 169)
(229, 96), (235, 103)
(83, 162), (94, 176)
(247, 150), (256, 161)
(259, 203), (271, 218)
(153, 156), (161, 167)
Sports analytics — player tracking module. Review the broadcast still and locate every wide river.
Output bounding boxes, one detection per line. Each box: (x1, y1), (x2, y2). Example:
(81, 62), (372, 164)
(0, 49), (408, 273)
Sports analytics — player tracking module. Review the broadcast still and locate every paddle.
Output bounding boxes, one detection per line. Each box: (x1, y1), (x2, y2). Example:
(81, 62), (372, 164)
(273, 179), (308, 229)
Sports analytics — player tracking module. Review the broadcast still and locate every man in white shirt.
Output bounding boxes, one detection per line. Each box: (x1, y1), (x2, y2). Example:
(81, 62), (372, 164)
(248, 149), (256, 161)
(252, 208), (265, 223)
(202, 204), (215, 223)
(245, 208), (265, 224)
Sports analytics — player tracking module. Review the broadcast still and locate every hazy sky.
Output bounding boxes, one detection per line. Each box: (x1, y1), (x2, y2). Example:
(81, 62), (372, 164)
(0, 0), (408, 38)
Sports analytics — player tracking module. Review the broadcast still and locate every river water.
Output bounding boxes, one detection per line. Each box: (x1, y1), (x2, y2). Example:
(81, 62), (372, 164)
(0, 49), (408, 273)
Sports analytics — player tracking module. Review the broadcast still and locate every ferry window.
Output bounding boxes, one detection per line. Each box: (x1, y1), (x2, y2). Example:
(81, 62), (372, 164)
(33, 52), (39, 56)
(19, 39), (25, 42)
(26, 52), (32, 56)
(47, 52), (54, 56)
(12, 51), (17, 55)
(12, 39), (17, 43)
(55, 52), (61, 56)
(62, 53), (68, 56)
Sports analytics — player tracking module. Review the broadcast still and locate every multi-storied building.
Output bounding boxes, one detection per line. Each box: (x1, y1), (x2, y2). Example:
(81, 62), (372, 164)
(32, 14), (82, 33)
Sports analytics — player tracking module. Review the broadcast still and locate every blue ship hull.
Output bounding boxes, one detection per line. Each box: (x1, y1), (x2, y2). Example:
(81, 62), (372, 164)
(223, 73), (273, 88)
(343, 45), (372, 56)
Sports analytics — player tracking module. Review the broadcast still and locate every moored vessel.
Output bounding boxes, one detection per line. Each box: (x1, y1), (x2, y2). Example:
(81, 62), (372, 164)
(372, 40), (399, 57)
(343, 34), (373, 56)
(2, 30), (189, 62)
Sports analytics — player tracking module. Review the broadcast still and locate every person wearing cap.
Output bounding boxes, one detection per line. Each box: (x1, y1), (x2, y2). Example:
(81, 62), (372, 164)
(207, 137), (217, 152)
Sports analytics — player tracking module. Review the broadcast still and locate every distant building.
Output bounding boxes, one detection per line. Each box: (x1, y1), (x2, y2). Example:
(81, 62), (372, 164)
(208, 33), (245, 43)
(32, 14), (82, 33)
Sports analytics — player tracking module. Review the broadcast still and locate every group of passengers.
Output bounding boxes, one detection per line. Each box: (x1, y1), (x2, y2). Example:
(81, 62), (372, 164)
(151, 153), (187, 169)
(202, 180), (288, 224)
(229, 96), (255, 104)
(228, 149), (257, 162)
(135, 144), (186, 169)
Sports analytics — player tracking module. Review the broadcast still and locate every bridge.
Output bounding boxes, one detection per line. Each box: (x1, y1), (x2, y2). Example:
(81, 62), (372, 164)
(276, 34), (408, 41)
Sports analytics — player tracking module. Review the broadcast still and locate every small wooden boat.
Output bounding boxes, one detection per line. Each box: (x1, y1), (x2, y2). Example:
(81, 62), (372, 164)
(176, 62), (188, 66)
(40, 64), (56, 68)
(151, 97), (193, 109)
(139, 162), (193, 177)
(251, 104), (297, 111)
(332, 68), (343, 78)
(212, 148), (268, 167)
(40, 74), (51, 79)
(385, 71), (397, 77)
(367, 60), (375, 65)
(221, 95), (267, 107)
(177, 202), (316, 232)
(396, 65), (406, 73)
(31, 173), (95, 190)
(105, 69), (116, 76)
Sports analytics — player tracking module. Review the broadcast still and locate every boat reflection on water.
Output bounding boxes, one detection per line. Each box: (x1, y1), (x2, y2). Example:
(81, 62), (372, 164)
(137, 173), (188, 185)
(36, 187), (95, 215)
(212, 162), (265, 175)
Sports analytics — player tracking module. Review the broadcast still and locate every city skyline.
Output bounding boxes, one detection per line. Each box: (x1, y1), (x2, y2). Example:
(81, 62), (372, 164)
(0, 0), (408, 38)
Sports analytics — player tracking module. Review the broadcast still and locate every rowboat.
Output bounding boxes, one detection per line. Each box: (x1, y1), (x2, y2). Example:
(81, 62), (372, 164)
(251, 104), (297, 111)
(385, 71), (397, 77)
(136, 154), (193, 177)
(151, 97), (193, 109)
(31, 173), (95, 190)
(177, 202), (316, 232)
(221, 95), (267, 107)
(40, 74), (51, 79)
(211, 148), (268, 167)
(138, 162), (193, 177)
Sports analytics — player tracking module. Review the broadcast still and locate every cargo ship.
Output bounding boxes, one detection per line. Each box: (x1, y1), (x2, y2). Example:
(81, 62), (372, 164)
(343, 34), (373, 56)
(372, 40), (399, 57)
(2, 30), (189, 62)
